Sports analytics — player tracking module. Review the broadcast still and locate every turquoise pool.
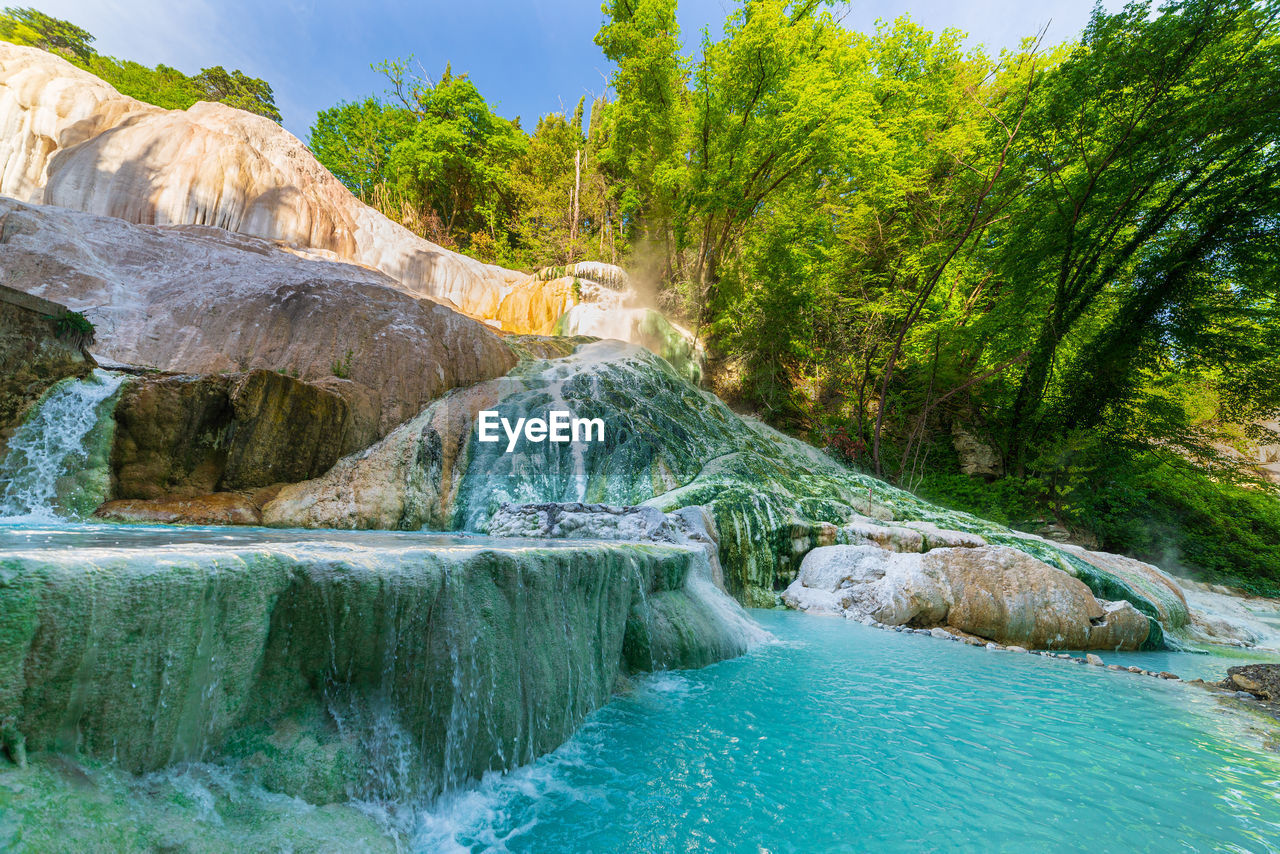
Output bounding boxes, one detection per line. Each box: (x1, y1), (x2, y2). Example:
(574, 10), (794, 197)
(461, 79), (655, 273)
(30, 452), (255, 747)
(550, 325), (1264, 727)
(414, 609), (1280, 853)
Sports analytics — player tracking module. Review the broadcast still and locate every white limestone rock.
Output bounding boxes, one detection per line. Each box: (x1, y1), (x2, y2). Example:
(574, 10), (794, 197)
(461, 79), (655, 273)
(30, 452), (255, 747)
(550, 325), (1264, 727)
(782, 543), (1153, 650)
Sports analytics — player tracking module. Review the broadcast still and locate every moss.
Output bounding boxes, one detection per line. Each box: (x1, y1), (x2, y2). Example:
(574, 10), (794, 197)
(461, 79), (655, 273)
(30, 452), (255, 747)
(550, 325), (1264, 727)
(45, 310), (95, 349)
(416, 343), (1189, 632)
(0, 754), (398, 852)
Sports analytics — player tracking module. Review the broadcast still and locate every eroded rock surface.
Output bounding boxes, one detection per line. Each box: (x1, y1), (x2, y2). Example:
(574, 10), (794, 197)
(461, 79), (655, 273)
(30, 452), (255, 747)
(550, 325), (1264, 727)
(782, 544), (1155, 649)
(0, 198), (516, 435)
(109, 369), (352, 500)
(0, 533), (752, 799)
(0, 43), (516, 317)
(263, 340), (1191, 647)
(94, 493), (262, 525)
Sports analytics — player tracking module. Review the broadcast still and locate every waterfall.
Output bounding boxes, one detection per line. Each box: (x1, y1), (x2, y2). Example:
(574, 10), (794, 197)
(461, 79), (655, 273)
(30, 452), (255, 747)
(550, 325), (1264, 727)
(0, 368), (126, 522)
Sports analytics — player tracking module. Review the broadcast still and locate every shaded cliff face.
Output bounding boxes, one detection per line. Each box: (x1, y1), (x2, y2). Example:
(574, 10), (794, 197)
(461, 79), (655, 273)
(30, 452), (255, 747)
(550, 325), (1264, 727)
(108, 369), (354, 497)
(0, 285), (92, 450)
(0, 198), (516, 435)
(264, 341), (1189, 647)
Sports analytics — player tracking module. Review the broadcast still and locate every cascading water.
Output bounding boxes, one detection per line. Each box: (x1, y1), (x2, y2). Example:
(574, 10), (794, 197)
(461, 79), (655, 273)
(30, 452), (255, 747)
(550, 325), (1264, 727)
(0, 368), (126, 522)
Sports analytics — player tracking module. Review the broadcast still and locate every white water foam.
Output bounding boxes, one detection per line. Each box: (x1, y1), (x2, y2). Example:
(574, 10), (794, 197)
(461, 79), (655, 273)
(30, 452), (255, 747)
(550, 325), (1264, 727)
(0, 369), (125, 522)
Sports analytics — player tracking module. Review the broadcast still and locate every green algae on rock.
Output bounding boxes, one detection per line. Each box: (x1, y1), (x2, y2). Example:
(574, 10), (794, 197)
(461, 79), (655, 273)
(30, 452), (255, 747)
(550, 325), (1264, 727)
(0, 528), (755, 804)
(264, 341), (1188, 646)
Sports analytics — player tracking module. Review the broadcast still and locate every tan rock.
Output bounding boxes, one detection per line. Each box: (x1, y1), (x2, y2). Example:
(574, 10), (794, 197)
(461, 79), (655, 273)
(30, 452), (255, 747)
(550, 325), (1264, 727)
(1229, 673), (1263, 694)
(110, 370), (354, 498)
(0, 43), (514, 317)
(783, 544), (1153, 650)
(93, 493), (260, 525)
(1053, 542), (1189, 630)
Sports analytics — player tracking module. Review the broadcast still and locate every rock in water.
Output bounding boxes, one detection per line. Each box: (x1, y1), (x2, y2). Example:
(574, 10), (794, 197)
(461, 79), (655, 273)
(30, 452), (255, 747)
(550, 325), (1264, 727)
(94, 493), (262, 525)
(1220, 665), (1280, 700)
(0, 198), (516, 437)
(782, 544), (1154, 650)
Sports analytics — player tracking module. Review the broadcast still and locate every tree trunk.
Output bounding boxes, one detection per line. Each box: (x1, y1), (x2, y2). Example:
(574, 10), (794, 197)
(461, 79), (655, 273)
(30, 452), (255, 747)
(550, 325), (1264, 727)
(570, 149), (581, 245)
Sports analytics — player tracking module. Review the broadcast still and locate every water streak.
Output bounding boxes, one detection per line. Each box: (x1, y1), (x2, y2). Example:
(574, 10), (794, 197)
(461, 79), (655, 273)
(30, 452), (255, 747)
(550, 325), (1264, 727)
(0, 369), (125, 521)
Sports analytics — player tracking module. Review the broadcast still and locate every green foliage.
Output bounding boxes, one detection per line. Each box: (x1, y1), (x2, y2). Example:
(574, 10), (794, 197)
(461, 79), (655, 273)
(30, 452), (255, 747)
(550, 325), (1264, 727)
(384, 66), (526, 251)
(923, 446), (1280, 597)
(311, 98), (415, 200)
(45, 310), (94, 348)
(310, 58), (618, 266)
(0, 5), (92, 59)
(0, 7), (280, 121)
(330, 349), (354, 380)
(298, 0), (1280, 589)
(595, 0), (687, 236)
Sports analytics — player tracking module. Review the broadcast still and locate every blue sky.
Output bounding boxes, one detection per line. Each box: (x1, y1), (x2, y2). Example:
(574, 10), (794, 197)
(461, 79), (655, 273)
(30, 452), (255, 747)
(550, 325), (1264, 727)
(31, 1), (1122, 141)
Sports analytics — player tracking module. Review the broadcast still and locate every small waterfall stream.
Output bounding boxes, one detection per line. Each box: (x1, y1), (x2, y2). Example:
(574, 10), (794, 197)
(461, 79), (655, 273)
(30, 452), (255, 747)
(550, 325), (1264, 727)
(0, 368), (125, 521)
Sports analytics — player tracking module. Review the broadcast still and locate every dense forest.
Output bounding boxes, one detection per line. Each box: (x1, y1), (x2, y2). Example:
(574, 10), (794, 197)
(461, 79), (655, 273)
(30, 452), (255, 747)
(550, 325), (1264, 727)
(6, 2), (1280, 593)
(311, 0), (1280, 593)
(0, 6), (280, 120)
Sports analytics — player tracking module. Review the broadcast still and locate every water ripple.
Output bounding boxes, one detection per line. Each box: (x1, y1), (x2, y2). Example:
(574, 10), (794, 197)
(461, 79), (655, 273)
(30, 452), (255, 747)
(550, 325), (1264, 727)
(414, 610), (1280, 853)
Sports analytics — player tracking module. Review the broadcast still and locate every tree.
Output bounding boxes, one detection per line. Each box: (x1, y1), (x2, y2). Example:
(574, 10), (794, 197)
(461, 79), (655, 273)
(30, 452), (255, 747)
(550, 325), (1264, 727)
(996, 0), (1280, 471)
(310, 98), (414, 200)
(192, 66), (281, 122)
(0, 6), (93, 60)
(384, 65), (527, 252)
(595, 0), (688, 246)
(0, 7), (282, 122)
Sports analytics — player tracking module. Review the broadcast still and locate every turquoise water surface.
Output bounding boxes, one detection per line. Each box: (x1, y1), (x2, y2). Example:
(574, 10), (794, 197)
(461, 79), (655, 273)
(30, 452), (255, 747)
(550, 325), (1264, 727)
(415, 610), (1280, 853)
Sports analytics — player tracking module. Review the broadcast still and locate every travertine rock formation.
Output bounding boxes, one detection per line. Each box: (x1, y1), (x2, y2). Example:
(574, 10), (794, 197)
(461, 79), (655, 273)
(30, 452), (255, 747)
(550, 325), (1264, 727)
(110, 369), (356, 500)
(94, 492), (262, 526)
(782, 543), (1154, 650)
(0, 197), (516, 435)
(0, 42), (698, 360)
(0, 42), (517, 315)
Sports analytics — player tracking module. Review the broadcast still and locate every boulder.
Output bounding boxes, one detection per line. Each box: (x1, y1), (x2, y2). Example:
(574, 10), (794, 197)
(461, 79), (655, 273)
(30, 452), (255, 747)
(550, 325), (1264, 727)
(1220, 664), (1280, 700)
(93, 493), (261, 525)
(782, 543), (1155, 650)
(0, 198), (517, 435)
(951, 423), (1002, 478)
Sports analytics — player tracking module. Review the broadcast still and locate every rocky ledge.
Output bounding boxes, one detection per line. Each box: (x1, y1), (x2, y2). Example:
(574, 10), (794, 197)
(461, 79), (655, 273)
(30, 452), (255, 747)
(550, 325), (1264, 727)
(1218, 664), (1280, 710)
